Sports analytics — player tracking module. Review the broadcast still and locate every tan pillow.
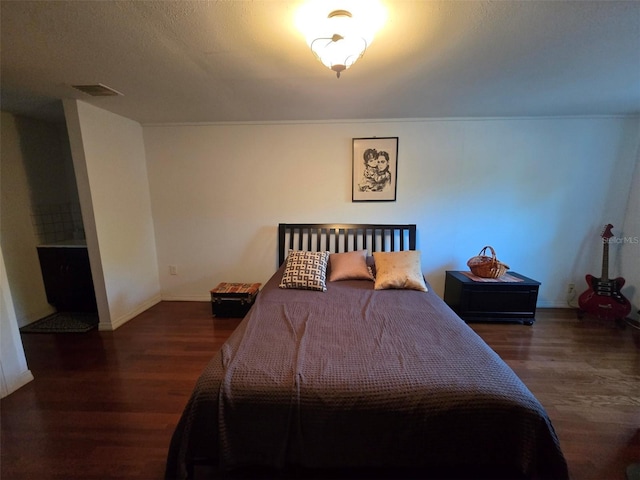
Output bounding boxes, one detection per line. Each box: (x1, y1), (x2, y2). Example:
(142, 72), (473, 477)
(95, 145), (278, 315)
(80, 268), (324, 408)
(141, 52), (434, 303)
(372, 251), (428, 292)
(328, 250), (374, 281)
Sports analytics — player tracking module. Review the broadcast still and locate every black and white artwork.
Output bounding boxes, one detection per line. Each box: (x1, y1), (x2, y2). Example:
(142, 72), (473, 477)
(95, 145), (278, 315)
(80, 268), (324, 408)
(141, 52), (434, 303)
(352, 137), (398, 202)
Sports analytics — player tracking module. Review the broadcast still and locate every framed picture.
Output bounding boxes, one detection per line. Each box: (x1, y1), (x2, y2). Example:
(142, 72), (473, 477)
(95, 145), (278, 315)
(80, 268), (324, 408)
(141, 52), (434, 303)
(352, 137), (398, 202)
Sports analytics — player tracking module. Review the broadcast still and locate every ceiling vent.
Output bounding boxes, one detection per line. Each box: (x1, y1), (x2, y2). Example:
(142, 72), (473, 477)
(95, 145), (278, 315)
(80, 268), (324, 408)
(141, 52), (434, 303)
(71, 83), (123, 97)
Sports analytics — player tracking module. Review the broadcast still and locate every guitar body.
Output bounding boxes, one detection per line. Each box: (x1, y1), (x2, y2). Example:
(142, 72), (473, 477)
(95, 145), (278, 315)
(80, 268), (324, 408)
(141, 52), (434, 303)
(578, 274), (631, 321)
(578, 224), (631, 322)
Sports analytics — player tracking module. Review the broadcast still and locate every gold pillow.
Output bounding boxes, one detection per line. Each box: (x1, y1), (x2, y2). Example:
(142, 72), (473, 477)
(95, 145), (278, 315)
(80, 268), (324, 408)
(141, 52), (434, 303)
(372, 251), (428, 292)
(328, 250), (374, 281)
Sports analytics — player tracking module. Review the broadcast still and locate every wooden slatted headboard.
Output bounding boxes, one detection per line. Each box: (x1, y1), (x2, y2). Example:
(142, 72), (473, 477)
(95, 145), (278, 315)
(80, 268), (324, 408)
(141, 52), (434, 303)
(278, 223), (417, 266)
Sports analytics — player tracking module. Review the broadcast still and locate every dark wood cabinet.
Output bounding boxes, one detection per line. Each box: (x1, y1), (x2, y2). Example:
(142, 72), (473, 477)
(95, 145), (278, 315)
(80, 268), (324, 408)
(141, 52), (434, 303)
(444, 270), (540, 325)
(37, 246), (97, 313)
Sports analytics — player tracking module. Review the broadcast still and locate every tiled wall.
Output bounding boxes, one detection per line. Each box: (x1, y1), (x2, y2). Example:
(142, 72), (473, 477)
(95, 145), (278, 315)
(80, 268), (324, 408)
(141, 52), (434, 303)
(31, 202), (84, 245)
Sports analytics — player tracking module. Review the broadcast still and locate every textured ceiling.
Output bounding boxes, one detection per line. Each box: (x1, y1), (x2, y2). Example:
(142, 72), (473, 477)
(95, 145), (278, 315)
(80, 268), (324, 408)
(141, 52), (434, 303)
(1, 0), (639, 124)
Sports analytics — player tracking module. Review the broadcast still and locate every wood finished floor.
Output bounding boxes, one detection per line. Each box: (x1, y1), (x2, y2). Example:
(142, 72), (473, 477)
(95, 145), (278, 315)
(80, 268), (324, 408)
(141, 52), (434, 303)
(1, 302), (638, 480)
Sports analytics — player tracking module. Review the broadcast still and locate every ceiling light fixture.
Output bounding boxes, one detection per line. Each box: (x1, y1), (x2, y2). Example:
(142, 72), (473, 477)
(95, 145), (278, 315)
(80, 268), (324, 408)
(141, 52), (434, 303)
(296, 1), (386, 79)
(310, 10), (366, 78)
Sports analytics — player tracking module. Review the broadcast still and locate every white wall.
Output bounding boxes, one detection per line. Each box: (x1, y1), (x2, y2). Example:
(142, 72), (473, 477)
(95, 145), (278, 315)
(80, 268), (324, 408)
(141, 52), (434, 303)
(0, 114), (35, 396)
(0, 112), (56, 327)
(143, 116), (639, 308)
(0, 241), (33, 397)
(621, 149), (640, 320)
(64, 100), (161, 330)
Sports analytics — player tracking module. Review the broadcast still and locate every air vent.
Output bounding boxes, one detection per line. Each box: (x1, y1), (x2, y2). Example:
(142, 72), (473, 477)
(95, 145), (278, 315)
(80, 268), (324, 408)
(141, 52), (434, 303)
(71, 83), (123, 97)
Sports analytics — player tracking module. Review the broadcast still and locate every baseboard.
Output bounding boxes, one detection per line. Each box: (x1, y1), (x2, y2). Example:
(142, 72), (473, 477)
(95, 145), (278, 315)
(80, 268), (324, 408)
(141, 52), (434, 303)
(1, 369), (34, 399)
(98, 294), (162, 331)
(156, 299), (581, 307)
(537, 301), (575, 309)
(161, 294), (210, 302)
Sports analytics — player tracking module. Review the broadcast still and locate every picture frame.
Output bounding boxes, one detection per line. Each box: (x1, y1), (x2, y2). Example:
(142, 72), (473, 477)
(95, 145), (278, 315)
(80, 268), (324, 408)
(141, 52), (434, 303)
(352, 137), (398, 202)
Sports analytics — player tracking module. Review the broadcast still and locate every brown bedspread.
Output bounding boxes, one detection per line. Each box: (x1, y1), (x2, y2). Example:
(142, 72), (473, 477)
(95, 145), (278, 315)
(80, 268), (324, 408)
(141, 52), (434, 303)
(166, 267), (568, 479)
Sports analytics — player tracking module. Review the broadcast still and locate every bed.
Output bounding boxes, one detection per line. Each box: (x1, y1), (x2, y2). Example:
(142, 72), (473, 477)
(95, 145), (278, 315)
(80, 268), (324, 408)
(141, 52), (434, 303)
(166, 223), (568, 480)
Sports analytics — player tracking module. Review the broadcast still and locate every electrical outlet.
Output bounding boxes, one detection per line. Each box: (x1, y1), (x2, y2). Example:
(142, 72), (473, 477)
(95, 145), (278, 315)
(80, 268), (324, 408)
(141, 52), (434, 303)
(169, 265), (177, 275)
(567, 283), (575, 295)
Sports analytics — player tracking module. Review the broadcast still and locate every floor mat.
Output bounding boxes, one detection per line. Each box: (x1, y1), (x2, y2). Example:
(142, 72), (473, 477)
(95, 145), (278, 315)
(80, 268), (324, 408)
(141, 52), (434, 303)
(20, 312), (98, 333)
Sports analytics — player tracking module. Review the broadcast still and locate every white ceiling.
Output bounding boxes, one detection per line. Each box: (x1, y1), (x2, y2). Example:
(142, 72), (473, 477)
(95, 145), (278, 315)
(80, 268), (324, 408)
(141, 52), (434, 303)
(1, 0), (639, 124)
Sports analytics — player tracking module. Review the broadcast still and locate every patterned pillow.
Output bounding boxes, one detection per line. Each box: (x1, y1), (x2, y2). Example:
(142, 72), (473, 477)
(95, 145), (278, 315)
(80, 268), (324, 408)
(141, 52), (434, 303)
(279, 250), (330, 291)
(372, 250), (428, 292)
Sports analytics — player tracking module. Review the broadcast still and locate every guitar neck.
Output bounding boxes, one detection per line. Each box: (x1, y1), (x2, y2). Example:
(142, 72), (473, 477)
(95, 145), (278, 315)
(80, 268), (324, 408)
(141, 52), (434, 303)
(601, 238), (610, 281)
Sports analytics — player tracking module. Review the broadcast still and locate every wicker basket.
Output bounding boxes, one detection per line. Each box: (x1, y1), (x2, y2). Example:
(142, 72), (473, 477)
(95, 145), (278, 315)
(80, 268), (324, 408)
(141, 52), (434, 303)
(466, 246), (509, 278)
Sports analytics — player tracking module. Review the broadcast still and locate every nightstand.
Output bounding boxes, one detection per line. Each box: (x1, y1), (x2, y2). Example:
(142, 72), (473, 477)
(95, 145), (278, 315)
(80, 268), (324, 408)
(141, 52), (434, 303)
(444, 271), (540, 325)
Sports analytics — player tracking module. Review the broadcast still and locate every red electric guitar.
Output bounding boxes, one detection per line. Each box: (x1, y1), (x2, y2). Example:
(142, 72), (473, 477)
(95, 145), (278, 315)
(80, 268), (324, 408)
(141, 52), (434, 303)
(578, 224), (631, 322)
